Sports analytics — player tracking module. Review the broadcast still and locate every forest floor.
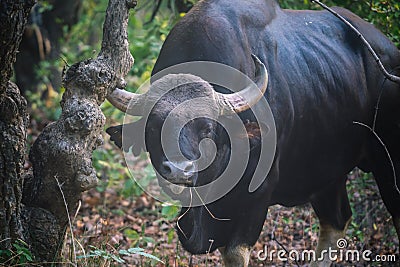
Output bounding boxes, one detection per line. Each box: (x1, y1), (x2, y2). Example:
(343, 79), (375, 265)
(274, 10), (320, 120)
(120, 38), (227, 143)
(67, 161), (399, 266)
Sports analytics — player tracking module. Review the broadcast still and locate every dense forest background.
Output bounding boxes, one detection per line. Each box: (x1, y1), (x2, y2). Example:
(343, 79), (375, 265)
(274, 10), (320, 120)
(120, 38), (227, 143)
(3, 0), (399, 266)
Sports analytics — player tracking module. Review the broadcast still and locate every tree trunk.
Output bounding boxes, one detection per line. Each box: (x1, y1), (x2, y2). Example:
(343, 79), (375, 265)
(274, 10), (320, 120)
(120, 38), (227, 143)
(0, 0), (137, 264)
(0, 0), (36, 251)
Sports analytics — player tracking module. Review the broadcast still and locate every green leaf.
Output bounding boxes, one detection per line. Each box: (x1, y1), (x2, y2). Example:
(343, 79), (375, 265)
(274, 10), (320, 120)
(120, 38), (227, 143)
(161, 203), (180, 220)
(167, 228), (175, 244)
(110, 254), (125, 263)
(126, 247), (164, 263)
(124, 228), (140, 242)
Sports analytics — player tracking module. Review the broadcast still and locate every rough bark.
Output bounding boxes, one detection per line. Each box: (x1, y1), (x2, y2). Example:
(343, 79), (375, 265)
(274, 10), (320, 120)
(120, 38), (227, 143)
(0, 0), (36, 87)
(0, 0), (36, 251)
(0, 0), (137, 263)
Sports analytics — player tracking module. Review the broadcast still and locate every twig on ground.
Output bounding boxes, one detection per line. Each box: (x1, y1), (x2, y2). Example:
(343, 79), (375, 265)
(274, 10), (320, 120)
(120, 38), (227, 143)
(55, 176), (77, 265)
(2, 251), (23, 266)
(73, 237), (86, 266)
(311, 0), (400, 85)
(0, 238), (11, 244)
(70, 200), (84, 264)
(72, 200), (81, 224)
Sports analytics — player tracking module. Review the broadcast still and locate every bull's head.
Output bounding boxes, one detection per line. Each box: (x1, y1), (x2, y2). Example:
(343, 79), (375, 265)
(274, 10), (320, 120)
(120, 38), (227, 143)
(107, 55), (268, 197)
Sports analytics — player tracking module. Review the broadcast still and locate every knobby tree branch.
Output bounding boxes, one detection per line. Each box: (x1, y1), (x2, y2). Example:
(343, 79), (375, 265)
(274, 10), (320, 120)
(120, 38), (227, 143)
(21, 0), (138, 262)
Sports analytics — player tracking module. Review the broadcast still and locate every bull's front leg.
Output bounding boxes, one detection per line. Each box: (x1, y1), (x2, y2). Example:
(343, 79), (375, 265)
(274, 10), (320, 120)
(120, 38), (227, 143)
(217, 203), (269, 266)
(217, 157), (278, 266)
(310, 178), (352, 267)
(219, 245), (251, 267)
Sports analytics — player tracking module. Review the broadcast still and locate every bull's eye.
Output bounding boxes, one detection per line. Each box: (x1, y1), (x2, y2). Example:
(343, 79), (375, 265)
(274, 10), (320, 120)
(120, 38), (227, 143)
(200, 123), (214, 139)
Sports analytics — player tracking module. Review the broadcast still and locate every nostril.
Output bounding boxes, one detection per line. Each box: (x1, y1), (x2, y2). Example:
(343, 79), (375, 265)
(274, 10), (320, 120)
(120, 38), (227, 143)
(162, 161), (172, 174)
(183, 161), (195, 174)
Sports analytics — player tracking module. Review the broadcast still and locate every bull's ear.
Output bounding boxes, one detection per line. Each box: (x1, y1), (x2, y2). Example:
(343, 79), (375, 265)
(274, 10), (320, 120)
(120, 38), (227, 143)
(106, 125), (124, 149)
(244, 121), (262, 150)
(106, 120), (146, 156)
(236, 121), (270, 150)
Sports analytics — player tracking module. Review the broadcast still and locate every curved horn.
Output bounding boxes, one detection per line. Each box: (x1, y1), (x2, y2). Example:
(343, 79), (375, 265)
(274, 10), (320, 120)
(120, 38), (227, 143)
(217, 54), (268, 115)
(106, 88), (146, 116)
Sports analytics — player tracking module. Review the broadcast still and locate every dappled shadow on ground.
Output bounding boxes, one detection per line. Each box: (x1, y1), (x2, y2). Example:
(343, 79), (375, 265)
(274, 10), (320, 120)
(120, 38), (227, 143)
(66, 168), (398, 266)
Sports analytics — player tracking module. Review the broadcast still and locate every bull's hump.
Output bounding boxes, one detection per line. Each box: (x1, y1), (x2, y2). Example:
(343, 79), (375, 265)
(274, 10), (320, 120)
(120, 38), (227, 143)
(153, 0), (278, 74)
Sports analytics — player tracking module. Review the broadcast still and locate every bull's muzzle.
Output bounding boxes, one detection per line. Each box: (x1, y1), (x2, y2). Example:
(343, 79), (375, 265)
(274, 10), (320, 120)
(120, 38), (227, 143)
(160, 160), (196, 186)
